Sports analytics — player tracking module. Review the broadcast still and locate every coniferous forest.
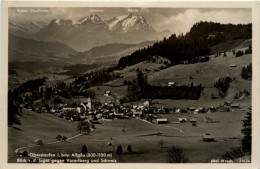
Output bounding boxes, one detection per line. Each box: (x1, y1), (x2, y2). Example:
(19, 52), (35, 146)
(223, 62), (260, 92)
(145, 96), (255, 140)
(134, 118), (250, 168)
(118, 21), (252, 68)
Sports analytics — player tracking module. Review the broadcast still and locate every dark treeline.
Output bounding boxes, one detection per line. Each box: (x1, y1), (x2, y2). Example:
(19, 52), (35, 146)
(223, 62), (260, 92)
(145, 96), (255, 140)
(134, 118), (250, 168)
(118, 21), (252, 68)
(242, 111), (252, 154)
(57, 64), (100, 77)
(8, 99), (22, 126)
(9, 77), (46, 104)
(214, 77), (233, 98)
(8, 78), (46, 125)
(241, 63), (252, 80)
(15, 78), (46, 94)
(124, 71), (203, 102)
(53, 81), (96, 99)
(74, 70), (121, 89)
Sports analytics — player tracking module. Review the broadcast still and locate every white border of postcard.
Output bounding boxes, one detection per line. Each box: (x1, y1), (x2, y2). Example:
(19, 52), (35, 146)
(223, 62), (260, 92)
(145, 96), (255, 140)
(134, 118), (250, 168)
(1, 1), (260, 169)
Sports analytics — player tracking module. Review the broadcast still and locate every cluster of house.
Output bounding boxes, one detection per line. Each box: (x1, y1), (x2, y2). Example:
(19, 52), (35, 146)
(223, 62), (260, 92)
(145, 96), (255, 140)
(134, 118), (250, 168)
(34, 97), (243, 127)
(182, 102), (241, 115)
(35, 99), (172, 124)
(51, 99), (170, 124)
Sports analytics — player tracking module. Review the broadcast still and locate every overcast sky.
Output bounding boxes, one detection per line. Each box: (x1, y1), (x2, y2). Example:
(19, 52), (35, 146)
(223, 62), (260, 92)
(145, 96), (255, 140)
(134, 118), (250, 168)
(9, 8), (251, 35)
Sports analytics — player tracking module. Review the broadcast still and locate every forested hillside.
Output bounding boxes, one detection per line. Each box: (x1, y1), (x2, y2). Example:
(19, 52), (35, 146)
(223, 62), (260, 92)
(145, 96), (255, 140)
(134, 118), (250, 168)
(118, 21), (252, 68)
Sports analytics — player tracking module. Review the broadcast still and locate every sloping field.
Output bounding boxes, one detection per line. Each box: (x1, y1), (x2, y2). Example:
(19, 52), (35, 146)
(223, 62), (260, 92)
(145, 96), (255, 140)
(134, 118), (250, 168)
(210, 39), (251, 54)
(94, 50), (251, 107)
(9, 109), (245, 163)
(148, 52), (251, 107)
(88, 61), (164, 103)
(8, 109), (78, 162)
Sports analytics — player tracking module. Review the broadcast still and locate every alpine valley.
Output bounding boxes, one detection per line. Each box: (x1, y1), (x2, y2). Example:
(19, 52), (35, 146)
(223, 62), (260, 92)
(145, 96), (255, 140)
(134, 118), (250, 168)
(9, 14), (171, 52)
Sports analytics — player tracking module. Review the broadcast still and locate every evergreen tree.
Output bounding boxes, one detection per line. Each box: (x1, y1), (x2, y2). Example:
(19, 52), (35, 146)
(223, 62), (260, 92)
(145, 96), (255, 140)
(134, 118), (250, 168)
(8, 99), (22, 126)
(127, 144), (132, 152)
(81, 145), (88, 155)
(241, 111), (252, 154)
(116, 145), (123, 155)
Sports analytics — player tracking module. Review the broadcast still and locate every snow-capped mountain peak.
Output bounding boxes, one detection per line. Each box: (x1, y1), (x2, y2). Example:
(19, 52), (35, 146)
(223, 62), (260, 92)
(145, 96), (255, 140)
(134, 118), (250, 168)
(90, 14), (102, 22)
(51, 19), (73, 26)
(76, 14), (104, 25)
(107, 15), (128, 30)
(107, 14), (153, 32)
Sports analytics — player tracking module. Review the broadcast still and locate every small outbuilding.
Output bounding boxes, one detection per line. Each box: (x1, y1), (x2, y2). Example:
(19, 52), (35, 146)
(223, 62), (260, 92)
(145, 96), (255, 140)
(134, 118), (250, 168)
(175, 108), (181, 113)
(178, 118), (187, 123)
(168, 82), (175, 87)
(155, 118), (168, 124)
(231, 103), (240, 109)
(190, 118), (197, 123)
(202, 133), (215, 142)
(104, 91), (112, 97)
(188, 107), (196, 111)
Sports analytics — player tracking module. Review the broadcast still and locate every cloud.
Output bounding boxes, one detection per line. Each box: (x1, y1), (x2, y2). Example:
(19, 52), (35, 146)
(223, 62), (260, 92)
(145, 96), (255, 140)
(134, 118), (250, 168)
(157, 9), (251, 35)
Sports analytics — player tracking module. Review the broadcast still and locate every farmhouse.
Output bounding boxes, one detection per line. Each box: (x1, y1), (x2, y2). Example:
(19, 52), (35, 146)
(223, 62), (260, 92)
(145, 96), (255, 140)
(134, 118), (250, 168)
(133, 105), (137, 109)
(188, 107), (196, 111)
(190, 118), (197, 123)
(104, 91), (112, 96)
(175, 108), (181, 113)
(181, 60), (189, 64)
(41, 107), (48, 113)
(209, 106), (217, 112)
(34, 139), (43, 145)
(115, 113), (124, 119)
(168, 82), (175, 87)
(137, 105), (144, 110)
(91, 119), (100, 124)
(194, 107), (204, 114)
(143, 101), (150, 107)
(157, 108), (166, 114)
(231, 103), (240, 109)
(62, 107), (74, 111)
(50, 108), (56, 113)
(224, 101), (232, 106)
(155, 118), (168, 124)
(202, 133), (215, 142)
(132, 110), (143, 118)
(178, 118), (187, 123)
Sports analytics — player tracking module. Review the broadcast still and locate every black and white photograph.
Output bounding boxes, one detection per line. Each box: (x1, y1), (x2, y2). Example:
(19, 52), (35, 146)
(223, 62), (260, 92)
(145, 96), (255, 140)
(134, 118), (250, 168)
(1, 1), (259, 168)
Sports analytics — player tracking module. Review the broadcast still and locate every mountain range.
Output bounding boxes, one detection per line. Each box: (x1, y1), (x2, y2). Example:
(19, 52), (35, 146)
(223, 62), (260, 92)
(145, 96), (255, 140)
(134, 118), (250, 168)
(9, 14), (171, 51)
(70, 41), (155, 64)
(8, 34), (154, 64)
(9, 19), (48, 38)
(9, 34), (77, 62)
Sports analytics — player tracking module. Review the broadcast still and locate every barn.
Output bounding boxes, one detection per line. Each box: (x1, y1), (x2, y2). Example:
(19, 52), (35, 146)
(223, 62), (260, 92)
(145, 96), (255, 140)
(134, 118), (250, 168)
(155, 118), (168, 124)
(231, 103), (240, 109)
(168, 82), (175, 87)
(178, 118), (187, 123)
(104, 91), (112, 96)
(202, 133), (215, 142)
(190, 118), (197, 123)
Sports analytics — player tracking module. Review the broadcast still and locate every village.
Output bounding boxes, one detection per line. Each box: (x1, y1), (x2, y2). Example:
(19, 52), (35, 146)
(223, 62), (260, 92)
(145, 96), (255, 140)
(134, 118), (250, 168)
(32, 90), (249, 142)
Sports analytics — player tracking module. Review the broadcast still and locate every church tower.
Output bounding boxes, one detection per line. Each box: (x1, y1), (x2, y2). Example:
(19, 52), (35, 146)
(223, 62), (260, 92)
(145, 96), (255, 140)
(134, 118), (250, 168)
(87, 97), (92, 110)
